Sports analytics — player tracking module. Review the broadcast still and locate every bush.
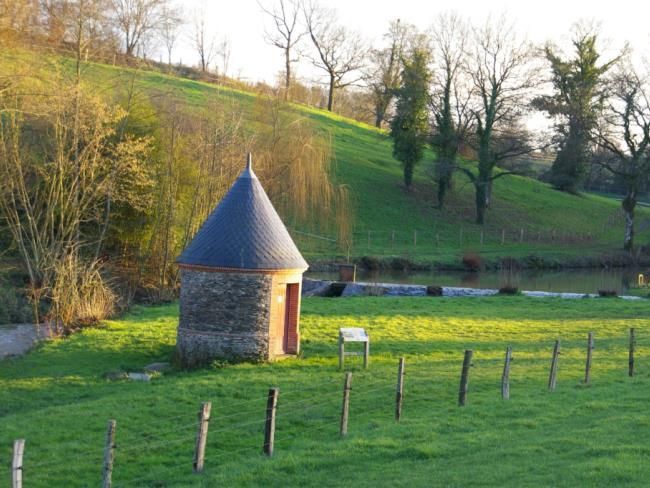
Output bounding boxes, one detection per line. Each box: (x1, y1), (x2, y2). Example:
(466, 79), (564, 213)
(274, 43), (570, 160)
(462, 252), (482, 271)
(426, 285), (443, 296)
(498, 286), (519, 295)
(50, 256), (116, 333)
(357, 256), (382, 270)
(598, 289), (618, 298)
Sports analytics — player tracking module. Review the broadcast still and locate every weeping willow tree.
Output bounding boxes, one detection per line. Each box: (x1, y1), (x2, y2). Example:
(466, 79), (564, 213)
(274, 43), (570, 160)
(251, 95), (353, 251)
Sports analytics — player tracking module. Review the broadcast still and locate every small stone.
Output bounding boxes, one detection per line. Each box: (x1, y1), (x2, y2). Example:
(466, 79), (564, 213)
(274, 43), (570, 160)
(127, 372), (152, 381)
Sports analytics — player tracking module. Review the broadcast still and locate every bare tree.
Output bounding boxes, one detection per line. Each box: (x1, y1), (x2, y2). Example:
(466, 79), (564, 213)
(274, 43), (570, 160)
(303, 1), (367, 111)
(192, 6), (216, 72)
(158, 3), (183, 66)
(594, 64), (650, 251)
(111, 0), (166, 57)
(259, 0), (305, 99)
(364, 19), (413, 128)
(461, 16), (538, 224)
(216, 35), (231, 79)
(429, 12), (473, 208)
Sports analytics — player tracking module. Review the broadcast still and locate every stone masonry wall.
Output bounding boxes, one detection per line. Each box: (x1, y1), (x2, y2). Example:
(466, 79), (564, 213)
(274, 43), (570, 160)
(176, 269), (273, 367)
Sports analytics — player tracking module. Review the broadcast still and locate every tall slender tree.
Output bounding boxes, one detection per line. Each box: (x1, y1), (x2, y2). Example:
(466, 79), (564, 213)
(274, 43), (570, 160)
(390, 46), (431, 189)
(594, 65), (650, 251)
(259, 0), (305, 100)
(303, 0), (366, 112)
(534, 28), (621, 193)
(365, 19), (413, 128)
(429, 12), (472, 208)
(462, 17), (537, 224)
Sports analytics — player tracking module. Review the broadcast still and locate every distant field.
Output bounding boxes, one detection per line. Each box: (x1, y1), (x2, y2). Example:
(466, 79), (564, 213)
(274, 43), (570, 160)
(2, 297), (650, 486)
(2, 48), (647, 267)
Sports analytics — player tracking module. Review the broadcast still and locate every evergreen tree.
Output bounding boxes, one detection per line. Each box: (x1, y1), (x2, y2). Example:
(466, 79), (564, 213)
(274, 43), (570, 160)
(534, 31), (620, 193)
(390, 48), (431, 188)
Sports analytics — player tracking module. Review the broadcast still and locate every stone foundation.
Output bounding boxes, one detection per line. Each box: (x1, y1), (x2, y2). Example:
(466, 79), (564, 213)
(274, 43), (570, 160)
(176, 268), (272, 367)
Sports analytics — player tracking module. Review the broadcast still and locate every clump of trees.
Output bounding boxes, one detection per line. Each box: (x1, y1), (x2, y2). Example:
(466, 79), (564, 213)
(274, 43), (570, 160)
(0, 52), (350, 330)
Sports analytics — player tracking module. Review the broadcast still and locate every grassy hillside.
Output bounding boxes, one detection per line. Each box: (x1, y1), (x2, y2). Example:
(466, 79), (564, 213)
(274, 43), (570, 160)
(3, 49), (648, 267)
(2, 297), (650, 486)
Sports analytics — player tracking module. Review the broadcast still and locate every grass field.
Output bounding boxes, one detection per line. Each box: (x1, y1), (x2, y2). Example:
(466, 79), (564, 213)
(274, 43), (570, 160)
(2, 297), (650, 486)
(2, 48), (648, 266)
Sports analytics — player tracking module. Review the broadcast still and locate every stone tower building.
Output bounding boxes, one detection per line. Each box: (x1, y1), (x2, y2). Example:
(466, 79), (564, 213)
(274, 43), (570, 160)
(175, 154), (308, 367)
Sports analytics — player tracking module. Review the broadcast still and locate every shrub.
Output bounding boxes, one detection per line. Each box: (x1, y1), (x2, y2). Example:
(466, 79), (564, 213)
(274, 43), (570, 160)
(598, 289), (618, 298)
(462, 252), (482, 271)
(0, 285), (33, 324)
(357, 256), (382, 270)
(498, 285), (519, 295)
(49, 256), (116, 333)
(426, 285), (443, 296)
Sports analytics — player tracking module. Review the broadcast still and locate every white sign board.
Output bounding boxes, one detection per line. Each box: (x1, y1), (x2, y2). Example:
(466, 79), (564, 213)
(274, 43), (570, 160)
(339, 328), (368, 342)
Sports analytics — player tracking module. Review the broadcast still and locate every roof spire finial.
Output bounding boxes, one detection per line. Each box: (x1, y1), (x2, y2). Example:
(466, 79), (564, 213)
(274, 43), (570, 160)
(246, 152), (252, 170)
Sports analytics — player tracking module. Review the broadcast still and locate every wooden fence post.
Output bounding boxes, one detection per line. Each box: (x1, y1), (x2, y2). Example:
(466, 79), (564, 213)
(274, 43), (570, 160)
(480, 230), (484, 246)
(102, 420), (116, 488)
(458, 350), (473, 406)
(501, 229), (505, 245)
(548, 340), (560, 391)
(263, 388), (279, 456)
(363, 340), (369, 369)
(413, 230), (417, 247)
(395, 358), (405, 421)
(340, 372), (353, 436)
(520, 228), (524, 243)
(12, 439), (25, 488)
(501, 346), (512, 400)
(193, 402), (212, 473)
(585, 332), (594, 385)
(629, 328), (636, 377)
(338, 332), (344, 370)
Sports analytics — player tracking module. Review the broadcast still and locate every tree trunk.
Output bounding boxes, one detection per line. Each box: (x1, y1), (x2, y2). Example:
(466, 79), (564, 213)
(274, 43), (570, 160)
(475, 181), (487, 225)
(374, 112), (384, 128)
(327, 75), (335, 111)
(284, 48), (291, 101)
(622, 191), (636, 252)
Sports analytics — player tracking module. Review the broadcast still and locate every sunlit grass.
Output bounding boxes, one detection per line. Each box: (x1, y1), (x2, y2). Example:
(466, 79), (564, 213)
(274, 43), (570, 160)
(1, 297), (650, 486)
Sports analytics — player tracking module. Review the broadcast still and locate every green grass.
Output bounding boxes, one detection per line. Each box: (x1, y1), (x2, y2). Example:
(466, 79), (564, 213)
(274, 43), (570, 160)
(3, 48), (648, 266)
(2, 297), (650, 486)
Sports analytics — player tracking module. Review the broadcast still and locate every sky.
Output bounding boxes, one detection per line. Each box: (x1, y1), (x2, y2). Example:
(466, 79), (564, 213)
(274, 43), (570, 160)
(169, 0), (650, 86)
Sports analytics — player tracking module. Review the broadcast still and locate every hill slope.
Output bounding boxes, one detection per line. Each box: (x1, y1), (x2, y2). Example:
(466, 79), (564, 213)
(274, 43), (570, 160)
(3, 49), (647, 267)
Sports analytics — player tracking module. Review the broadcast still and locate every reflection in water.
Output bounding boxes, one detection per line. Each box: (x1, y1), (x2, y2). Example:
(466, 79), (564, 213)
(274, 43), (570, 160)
(307, 267), (643, 294)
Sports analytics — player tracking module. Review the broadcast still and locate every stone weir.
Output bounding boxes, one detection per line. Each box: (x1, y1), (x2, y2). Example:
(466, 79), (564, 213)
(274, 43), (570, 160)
(302, 278), (643, 300)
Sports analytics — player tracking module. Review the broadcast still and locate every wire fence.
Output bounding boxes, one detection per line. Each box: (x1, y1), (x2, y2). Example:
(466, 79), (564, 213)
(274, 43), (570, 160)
(3, 328), (649, 487)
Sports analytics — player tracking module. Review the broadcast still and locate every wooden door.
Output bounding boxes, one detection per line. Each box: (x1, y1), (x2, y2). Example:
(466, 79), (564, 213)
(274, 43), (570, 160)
(284, 283), (299, 354)
(273, 285), (286, 355)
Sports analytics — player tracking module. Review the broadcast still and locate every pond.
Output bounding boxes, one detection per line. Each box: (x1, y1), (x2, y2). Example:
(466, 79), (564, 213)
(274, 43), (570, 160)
(307, 267), (647, 295)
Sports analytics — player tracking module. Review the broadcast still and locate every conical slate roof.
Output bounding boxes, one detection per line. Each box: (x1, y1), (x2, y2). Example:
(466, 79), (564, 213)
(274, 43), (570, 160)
(177, 155), (308, 271)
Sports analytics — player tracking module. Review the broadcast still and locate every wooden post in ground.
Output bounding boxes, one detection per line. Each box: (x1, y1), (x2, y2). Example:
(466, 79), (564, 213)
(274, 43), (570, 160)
(458, 350), (473, 406)
(520, 228), (524, 243)
(501, 229), (505, 245)
(193, 402), (212, 473)
(338, 333), (344, 370)
(263, 388), (279, 456)
(363, 340), (369, 369)
(102, 420), (116, 488)
(480, 230), (484, 246)
(585, 332), (594, 385)
(501, 346), (512, 400)
(12, 439), (24, 488)
(340, 372), (353, 436)
(629, 328), (636, 377)
(395, 357), (405, 421)
(548, 340), (560, 391)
